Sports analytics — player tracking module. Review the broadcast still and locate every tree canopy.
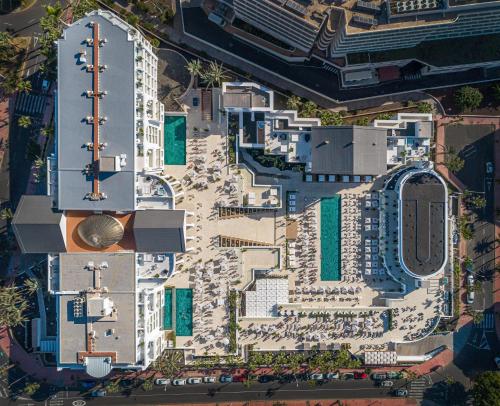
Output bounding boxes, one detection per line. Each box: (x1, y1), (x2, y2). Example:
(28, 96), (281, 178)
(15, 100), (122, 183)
(472, 371), (500, 406)
(454, 86), (483, 112)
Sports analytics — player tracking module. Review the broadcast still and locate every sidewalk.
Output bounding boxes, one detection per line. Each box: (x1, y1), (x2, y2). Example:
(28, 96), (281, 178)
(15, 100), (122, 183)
(0, 96), (12, 204)
(155, 401), (416, 406)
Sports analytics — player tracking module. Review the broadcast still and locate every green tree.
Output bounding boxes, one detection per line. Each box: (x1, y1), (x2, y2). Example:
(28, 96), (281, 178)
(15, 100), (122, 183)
(469, 195), (486, 209)
(16, 79), (31, 94)
(201, 61), (228, 88)
(186, 59), (203, 88)
(319, 110), (343, 126)
(23, 278), (39, 295)
(416, 102), (433, 113)
(127, 14), (140, 27)
(152, 350), (184, 378)
(445, 152), (464, 173)
(492, 83), (500, 104)
(141, 379), (154, 391)
(376, 113), (392, 120)
(355, 117), (370, 126)
(72, 0), (98, 20)
(0, 286), (29, 327)
(454, 86), (483, 112)
(105, 380), (121, 393)
(40, 125), (54, 140)
(23, 382), (40, 396)
(18, 115), (32, 128)
(0, 208), (13, 221)
(472, 371), (500, 406)
(300, 100), (317, 118)
(286, 95), (302, 111)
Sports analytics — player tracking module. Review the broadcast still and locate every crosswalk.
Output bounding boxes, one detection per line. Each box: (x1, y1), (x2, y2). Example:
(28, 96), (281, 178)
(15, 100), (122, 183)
(322, 63), (337, 73)
(15, 93), (46, 117)
(408, 377), (428, 400)
(475, 312), (495, 330)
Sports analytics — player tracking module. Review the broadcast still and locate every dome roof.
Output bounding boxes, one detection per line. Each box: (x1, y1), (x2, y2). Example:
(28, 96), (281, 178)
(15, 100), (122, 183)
(77, 214), (124, 248)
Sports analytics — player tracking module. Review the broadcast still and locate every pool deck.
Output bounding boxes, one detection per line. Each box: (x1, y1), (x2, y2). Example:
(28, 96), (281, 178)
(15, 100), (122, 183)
(161, 88), (445, 356)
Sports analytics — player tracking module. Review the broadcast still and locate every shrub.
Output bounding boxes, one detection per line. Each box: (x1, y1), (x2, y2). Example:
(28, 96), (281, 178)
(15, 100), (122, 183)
(454, 86), (483, 112)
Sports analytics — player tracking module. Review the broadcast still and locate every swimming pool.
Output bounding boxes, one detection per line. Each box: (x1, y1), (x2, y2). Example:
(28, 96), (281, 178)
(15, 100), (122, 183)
(320, 196), (341, 281)
(163, 288), (173, 330)
(175, 288), (193, 336)
(164, 115), (186, 165)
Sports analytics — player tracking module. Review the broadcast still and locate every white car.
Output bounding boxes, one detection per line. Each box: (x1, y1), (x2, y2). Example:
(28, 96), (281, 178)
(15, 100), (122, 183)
(467, 291), (475, 304)
(187, 377), (202, 384)
(309, 373), (324, 380)
(203, 376), (216, 383)
(326, 372), (340, 380)
(155, 378), (170, 385)
(172, 379), (186, 386)
(467, 274), (474, 287)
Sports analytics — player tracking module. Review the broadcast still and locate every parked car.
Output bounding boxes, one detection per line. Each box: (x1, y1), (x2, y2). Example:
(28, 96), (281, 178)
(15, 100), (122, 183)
(371, 373), (387, 381)
(342, 373), (354, 380)
(80, 380), (96, 389)
(467, 291), (475, 304)
(326, 372), (340, 380)
(203, 376), (216, 383)
(187, 377), (202, 384)
(309, 373), (324, 381)
(495, 357), (500, 370)
(220, 375), (233, 383)
(386, 371), (403, 379)
(380, 380), (394, 387)
(172, 379), (186, 386)
(354, 372), (368, 379)
(467, 273), (474, 287)
(258, 375), (275, 383)
(90, 389), (106, 397)
(155, 378), (170, 385)
(394, 388), (408, 397)
(486, 162), (494, 174)
(120, 379), (134, 387)
(232, 375), (246, 383)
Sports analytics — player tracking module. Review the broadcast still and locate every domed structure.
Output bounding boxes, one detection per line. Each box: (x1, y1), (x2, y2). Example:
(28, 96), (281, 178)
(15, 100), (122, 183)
(77, 214), (124, 248)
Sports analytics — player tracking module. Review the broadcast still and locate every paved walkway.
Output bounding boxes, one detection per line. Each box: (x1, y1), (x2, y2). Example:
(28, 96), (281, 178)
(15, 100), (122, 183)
(407, 348), (453, 377)
(0, 96), (12, 205)
(164, 401), (416, 406)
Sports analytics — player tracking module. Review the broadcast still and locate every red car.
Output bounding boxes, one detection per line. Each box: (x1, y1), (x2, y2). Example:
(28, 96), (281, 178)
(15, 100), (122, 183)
(354, 372), (368, 379)
(232, 375), (246, 383)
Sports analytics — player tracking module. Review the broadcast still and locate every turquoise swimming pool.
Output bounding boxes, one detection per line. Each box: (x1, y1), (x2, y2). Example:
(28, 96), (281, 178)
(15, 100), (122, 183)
(163, 288), (173, 330)
(164, 115), (186, 165)
(320, 196), (341, 281)
(175, 288), (193, 336)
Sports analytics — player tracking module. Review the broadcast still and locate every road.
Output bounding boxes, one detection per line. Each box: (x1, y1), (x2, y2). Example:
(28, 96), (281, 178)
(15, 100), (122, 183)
(9, 378), (417, 405)
(180, 6), (500, 104)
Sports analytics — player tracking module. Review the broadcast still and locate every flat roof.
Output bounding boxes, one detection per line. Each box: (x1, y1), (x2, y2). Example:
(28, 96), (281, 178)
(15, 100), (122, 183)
(133, 209), (186, 252)
(58, 252), (136, 365)
(12, 195), (66, 253)
(401, 172), (446, 277)
(310, 126), (387, 175)
(57, 11), (136, 211)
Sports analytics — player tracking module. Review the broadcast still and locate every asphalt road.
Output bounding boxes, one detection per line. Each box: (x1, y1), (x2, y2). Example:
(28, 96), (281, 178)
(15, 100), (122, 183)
(9, 378), (411, 405)
(180, 6), (500, 103)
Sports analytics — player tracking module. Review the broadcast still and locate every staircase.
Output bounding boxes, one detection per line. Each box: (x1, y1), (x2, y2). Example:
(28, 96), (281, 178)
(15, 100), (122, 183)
(201, 89), (212, 121)
(218, 206), (275, 219)
(219, 235), (272, 248)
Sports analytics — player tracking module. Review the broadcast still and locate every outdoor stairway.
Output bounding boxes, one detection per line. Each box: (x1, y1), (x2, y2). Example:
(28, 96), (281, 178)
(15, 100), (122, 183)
(15, 92), (46, 117)
(218, 206), (275, 219)
(218, 235), (272, 248)
(201, 89), (212, 121)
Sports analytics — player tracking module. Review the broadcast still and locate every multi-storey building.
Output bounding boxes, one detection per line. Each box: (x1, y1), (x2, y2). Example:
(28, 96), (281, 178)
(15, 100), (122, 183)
(12, 10), (187, 378)
(230, 0), (500, 57)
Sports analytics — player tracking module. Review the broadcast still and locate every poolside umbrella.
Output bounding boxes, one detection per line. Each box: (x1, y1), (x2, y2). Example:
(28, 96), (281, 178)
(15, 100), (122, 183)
(222, 337), (230, 346)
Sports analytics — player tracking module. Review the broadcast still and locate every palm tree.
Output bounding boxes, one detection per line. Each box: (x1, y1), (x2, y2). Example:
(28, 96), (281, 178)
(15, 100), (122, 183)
(0, 208), (13, 221)
(18, 115), (32, 128)
(141, 379), (154, 391)
(286, 95), (302, 111)
(23, 382), (40, 396)
(201, 61), (228, 88)
(16, 79), (31, 94)
(186, 59), (202, 88)
(153, 350), (184, 378)
(0, 286), (29, 327)
(105, 380), (121, 393)
(23, 278), (39, 295)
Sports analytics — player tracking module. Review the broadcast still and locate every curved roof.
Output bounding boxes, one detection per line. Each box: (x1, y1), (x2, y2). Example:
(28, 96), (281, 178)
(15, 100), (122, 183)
(77, 214), (124, 248)
(401, 172), (447, 278)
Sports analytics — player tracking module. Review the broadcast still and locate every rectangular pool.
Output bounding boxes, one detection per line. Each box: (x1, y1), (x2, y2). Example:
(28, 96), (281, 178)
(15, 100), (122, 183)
(175, 288), (193, 336)
(163, 288), (173, 330)
(320, 196), (341, 281)
(164, 115), (186, 165)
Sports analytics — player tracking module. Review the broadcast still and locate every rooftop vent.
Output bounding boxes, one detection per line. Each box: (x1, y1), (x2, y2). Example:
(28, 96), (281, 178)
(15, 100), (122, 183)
(77, 214), (124, 248)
